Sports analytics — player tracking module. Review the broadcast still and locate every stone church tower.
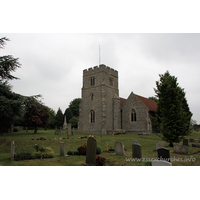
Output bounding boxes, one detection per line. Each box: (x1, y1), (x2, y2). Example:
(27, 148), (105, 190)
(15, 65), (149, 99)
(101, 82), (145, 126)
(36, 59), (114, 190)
(78, 64), (158, 134)
(78, 64), (121, 134)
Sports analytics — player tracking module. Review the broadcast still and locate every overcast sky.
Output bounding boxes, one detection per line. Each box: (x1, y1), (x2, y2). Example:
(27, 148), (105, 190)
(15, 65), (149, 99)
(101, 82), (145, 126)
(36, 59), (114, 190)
(0, 33), (199, 123)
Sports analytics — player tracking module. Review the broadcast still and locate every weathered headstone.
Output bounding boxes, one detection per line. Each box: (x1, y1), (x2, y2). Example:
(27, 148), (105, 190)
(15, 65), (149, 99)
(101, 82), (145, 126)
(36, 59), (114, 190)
(86, 137), (97, 166)
(192, 143), (200, 147)
(156, 142), (164, 150)
(183, 139), (189, 146)
(115, 141), (126, 156)
(174, 145), (188, 154)
(63, 116), (67, 130)
(132, 144), (142, 158)
(67, 123), (72, 136)
(11, 141), (15, 161)
(157, 148), (170, 162)
(152, 160), (172, 166)
(59, 142), (66, 156)
(132, 140), (139, 145)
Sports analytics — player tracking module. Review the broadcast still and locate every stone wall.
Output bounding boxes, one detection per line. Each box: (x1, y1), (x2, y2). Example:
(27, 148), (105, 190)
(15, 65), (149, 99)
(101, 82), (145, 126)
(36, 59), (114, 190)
(78, 64), (119, 134)
(121, 92), (150, 133)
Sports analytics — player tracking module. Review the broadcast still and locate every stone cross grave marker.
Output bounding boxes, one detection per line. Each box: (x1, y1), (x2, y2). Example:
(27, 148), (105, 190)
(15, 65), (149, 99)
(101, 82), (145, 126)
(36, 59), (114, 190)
(11, 141), (15, 161)
(157, 148), (170, 162)
(67, 123), (72, 136)
(105, 143), (109, 151)
(183, 139), (189, 146)
(86, 137), (97, 166)
(174, 145), (188, 155)
(132, 140), (139, 145)
(115, 141), (126, 156)
(132, 144), (142, 159)
(152, 160), (172, 166)
(156, 142), (164, 150)
(59, 142), (66, 156)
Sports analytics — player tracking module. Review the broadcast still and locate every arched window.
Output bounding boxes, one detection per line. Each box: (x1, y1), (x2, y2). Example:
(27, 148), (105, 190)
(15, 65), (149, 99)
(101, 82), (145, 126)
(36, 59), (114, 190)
(90, 110), (95, 123)
(131, 109), (136, 122)
(90, 77), (95, 86)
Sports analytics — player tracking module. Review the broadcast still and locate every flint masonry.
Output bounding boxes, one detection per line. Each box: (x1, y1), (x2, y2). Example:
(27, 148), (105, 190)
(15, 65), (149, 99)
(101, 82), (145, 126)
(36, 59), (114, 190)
(78, 64), (158, 134)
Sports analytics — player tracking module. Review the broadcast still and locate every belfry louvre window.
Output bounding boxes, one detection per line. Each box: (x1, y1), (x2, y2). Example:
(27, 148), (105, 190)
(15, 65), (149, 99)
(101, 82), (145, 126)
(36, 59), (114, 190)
(90, 110), (95, 123)
(90, 77), (95, 86)
(131, 109), (136, 122)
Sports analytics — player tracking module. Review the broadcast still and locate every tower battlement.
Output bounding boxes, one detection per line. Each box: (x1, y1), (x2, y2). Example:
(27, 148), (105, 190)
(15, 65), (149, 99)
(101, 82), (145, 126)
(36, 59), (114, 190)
(83, 64), (118, 77)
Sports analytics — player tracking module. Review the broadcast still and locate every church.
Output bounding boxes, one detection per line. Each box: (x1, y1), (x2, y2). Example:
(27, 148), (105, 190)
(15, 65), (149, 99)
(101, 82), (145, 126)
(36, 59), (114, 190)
(78, 64), (158, 134)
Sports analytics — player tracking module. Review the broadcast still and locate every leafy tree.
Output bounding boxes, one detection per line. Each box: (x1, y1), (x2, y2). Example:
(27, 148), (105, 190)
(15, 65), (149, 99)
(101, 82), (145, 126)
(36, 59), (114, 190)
(64, 108), (73, 123)
(154, 71), (192, 147)
(55, 107), (64, 128)
(69, 116), (78, 128)
(48, 108), (56, 129)
(69, 98), (81, 117)
(23, 97), (50, 133)
(0, 82), (23, 132)
(0, 37), (21, 81)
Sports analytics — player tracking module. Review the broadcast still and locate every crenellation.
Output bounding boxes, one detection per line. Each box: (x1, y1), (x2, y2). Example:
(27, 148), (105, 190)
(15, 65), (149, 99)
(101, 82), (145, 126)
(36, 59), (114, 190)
(83, 64), (118, 77)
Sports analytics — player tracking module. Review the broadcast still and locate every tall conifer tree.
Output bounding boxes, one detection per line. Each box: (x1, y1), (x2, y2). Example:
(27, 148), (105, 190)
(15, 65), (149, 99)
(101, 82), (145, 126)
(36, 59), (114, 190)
(154, 71), (192, 147)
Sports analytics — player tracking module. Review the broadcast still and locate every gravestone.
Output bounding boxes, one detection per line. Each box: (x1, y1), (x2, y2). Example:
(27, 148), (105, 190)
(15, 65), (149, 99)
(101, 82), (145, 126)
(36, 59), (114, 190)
(11, 141), (15, 161)
(63, 116), (67, 130)
(115, 141), (126, 156)
(152, 160), (172, 166)
(189, 139), (194, 143)
(156, 142), (164, 150)
(183, 139), (189, 146)
(132, 144), (142, 158)
(59, 142), (66, 156)
(132, 140), (139, 145)
(157, 148), (170, 162)
(174, 145), (188, 154)
(192, 143), (200, 147)
(67, 123), (72, 136)
(86, 137), (97, 166)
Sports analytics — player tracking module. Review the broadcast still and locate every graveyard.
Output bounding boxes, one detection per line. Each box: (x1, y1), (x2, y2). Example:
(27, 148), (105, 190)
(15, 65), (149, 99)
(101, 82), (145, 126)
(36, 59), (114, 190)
(1, 129), (200, 166)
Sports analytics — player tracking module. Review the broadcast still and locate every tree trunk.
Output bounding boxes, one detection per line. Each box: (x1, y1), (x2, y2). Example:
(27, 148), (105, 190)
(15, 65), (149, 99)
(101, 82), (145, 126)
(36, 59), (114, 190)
(169, 141), (174, 147)
(34, 126), (37, 134)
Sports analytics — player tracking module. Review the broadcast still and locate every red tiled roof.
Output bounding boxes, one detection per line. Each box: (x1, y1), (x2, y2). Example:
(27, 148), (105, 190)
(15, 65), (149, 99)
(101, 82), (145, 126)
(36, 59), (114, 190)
(135, 94), (157, 112)
(120, 94), (157, 112)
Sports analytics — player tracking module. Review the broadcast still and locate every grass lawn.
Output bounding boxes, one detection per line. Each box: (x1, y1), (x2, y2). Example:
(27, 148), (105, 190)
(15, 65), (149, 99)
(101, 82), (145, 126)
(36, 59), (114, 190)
(0, 129), (200, 166)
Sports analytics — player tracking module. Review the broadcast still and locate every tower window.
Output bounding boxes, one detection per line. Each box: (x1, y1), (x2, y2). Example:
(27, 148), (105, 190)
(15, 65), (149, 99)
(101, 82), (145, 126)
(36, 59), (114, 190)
(90, 77), (95, 86)
(90, 110), (95, 123)
(109, 78), (113, 86)
(131, 109), (136, 122)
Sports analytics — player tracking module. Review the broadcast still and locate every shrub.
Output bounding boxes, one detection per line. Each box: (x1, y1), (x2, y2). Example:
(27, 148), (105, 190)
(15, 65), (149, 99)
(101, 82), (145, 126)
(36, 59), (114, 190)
(13, 128), (18, 132)
(77, 146), (86, 155)
(67, 151), (73, 155)
(14, 148), (33, 161)
(96, 147), (101, 155)
(34, 147), (54, 159)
